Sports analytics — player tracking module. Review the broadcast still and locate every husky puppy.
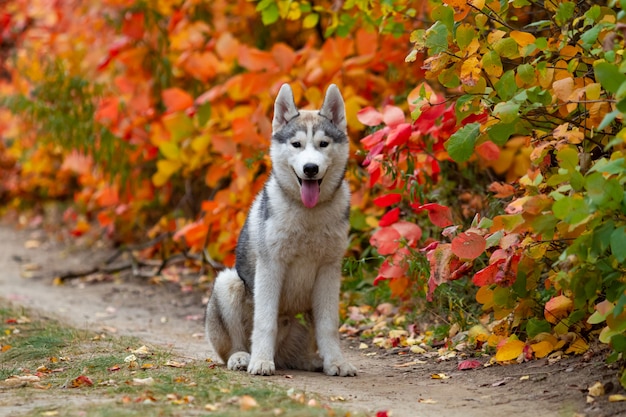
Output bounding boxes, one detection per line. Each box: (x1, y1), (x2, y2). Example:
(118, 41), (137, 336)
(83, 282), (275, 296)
(205, 84), (356, 377)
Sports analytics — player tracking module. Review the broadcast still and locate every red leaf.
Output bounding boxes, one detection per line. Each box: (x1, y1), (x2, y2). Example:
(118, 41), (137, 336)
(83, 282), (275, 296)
(370, 226), (401, 255)
(385, 123), (413, 147)
(373, 193), (402, 207)
(382, 105), (405, 127)
(451, 232), (486, 260)
(378, 257), (406, 279)
(472, 260), (504, 286)
(379, 207), (400, 227)
(457, 359), (482, 370)
(413, 203), (454, 227)
(390, 221), (422, 246)
(376, 412), (389, 417)
(361, 129), (387, 150)
(475, 141), (500, 161)
(70, 375), (93, 388)
(357, 107), (383, 126)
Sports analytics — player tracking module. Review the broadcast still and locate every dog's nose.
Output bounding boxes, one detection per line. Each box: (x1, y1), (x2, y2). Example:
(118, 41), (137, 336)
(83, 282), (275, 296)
(303, 163), (319, 178)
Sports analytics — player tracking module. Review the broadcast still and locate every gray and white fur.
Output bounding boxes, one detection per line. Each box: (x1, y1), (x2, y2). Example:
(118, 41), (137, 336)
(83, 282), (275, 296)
(205, 83), (356, 377)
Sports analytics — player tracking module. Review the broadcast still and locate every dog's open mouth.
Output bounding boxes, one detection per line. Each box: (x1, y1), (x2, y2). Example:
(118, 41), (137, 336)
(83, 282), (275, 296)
(296, 176), (323, 208)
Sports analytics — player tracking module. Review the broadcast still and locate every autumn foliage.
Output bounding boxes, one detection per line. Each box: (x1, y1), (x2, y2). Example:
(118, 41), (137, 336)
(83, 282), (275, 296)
(1, 0), (626, 386)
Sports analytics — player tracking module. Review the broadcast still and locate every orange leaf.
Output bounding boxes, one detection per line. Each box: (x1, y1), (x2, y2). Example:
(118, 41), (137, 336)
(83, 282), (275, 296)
(488, 182), (515, 198)
(162, 88), (194, 113)
(451, 232), (486, 260)
(495, 339), (525, 362)
(544, 295), (573, 324)
(443, 0), (471, 21)
(182, 51), (219, 82)
(510, 30), (536, 47)
(95, 186), (119, 207)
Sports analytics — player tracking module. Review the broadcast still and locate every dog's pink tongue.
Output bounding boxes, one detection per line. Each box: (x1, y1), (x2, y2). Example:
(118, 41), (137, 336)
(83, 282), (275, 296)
(300, 180), (320, 208)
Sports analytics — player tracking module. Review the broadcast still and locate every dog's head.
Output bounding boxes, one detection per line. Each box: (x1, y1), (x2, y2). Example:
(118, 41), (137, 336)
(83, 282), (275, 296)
(270, 84), (349, 208)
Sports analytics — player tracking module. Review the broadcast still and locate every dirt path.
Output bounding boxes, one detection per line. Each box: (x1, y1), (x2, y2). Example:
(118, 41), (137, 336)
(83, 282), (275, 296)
(1, 225), (623, 417)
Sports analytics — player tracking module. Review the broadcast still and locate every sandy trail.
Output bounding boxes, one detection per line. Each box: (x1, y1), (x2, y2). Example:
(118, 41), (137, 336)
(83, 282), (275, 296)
(0, 225), (619, 417)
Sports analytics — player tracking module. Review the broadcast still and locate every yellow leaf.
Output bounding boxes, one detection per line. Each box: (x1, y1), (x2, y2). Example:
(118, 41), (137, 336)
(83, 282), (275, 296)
(552, 77), (574, 102)
(565, 338), (589, 355)
(609, 394), (626, 402)
(495, 339), (526, 362)
(153, 160), (182, 187)
(510, 31), (536, 47)
(302, 13), (319, 29)
(239, 395), (258, 410)
(460, 56), (482, 87)
(530, 341), (553, 358)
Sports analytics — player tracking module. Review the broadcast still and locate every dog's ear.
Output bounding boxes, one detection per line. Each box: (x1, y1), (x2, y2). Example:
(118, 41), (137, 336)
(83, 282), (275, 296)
(319, 84), (346, 132)
(273, 84), (299, 131)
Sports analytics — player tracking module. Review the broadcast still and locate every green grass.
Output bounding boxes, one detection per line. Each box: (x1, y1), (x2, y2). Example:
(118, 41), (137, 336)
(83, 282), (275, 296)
(0, 300), (359, 417)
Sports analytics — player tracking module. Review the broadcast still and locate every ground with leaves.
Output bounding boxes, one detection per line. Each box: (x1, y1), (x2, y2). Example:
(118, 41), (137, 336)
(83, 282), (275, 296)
(1, 225), (624, 417)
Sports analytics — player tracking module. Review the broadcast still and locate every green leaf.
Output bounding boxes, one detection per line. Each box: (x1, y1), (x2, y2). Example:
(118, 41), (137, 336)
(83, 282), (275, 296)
(526, 317), (551, 338)
(580, 24), (601, 50)
(196, 102), (211, 127)
(594, 62), (626, 94)
(487, 120), (519, 145)
(425, 21), (448, 55)
(517, 64), (535, 84)
(552, 195), (590, 225)
(610, 226), (626, 263)
(556, 147), (578, 172)
(260, 2), (279, 25)
(495, 70), (517, 101)
(456, 24), (475, 50)
(482, 50), (502, 77)
(445, 122), (480, 163)
(493, 101), (520, 123)
(555, 2), (575, 26)
(493, 37), (518, 59)
(430, 4), (454, 33)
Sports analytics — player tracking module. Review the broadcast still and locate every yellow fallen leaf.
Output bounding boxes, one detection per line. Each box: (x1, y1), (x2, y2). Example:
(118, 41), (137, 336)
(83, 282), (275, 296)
(430, 373), (450, 379)
(359, 343), (368, 350)
(418, 398), (437, 404)
(565, 338), (589, 355)
(165, 360), (186, 368)
(531, 341), (554, 359)
(132, 377), (155, 386)
(240, 395), (258, 410)
(609, 394), (626, 402)
(131, 345), (151, 355)
(495, 340), (526, 362)
(410, 345), (426, 354)
(520, 375), (530, 381)
(588, 381), (604, 397)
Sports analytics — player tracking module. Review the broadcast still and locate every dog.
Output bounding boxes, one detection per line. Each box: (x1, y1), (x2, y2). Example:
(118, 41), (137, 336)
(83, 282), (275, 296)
(205, 83), (357, 377)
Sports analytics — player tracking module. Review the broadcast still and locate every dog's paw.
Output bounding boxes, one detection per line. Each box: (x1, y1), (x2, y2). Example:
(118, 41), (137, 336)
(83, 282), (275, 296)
(324, 360), (357, 377)
(227, 352), (250, 371)
(247, 359), (275, 376)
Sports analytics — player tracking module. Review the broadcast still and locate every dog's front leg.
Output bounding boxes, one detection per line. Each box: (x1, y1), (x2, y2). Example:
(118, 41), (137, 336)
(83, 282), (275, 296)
(313, 263), (357, 377)
(248, 262), (282, 376)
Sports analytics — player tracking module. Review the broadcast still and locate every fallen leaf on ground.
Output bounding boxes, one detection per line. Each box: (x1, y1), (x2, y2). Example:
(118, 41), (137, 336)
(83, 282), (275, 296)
(418, 398), (437, 404)
(132, 377), (155, 386)
(609, 394), (626, 402)
(130, 345), (151, 355)
(430, 373), (450, 379)
(588, 381), (604, 397)
(240, 395), (258, 410)
(457, 359), (481, 370)
(69, 375), (93, 388)
(166, 360), (186, 368)
(495, 339), (526, 362)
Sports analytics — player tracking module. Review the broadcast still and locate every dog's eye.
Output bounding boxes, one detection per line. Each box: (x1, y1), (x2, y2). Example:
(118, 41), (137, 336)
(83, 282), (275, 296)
(292, 142), (301, 148)
(319, 141), (329, 148)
